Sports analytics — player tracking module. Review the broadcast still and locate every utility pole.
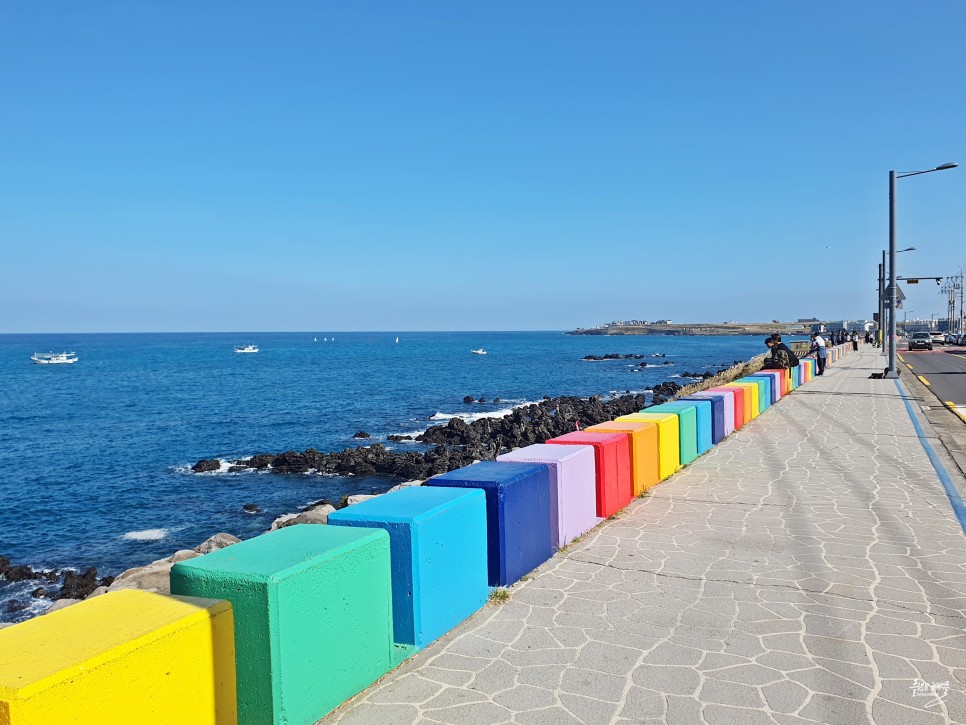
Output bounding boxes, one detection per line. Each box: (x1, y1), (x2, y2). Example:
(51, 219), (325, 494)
(941, 276), (962, 333)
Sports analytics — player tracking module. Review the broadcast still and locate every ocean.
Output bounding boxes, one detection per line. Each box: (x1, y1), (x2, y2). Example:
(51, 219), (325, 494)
(0, 331), (766, 620)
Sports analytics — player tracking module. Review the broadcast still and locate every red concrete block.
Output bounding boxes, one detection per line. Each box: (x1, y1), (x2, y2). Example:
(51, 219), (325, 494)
(547, 431), (631, 518)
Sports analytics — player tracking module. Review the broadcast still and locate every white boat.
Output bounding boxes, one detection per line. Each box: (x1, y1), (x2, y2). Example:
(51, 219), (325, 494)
(471, 348), (487, 355)
(395, 337), (399, 343)
(233, 344), (259, 354)
(32, 351), (78, 365)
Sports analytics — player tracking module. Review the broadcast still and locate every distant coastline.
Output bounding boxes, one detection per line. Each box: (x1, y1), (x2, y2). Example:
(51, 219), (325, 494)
(568, 322), (813, 337)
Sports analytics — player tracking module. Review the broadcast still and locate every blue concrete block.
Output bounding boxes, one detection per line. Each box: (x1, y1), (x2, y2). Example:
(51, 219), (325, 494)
(427, 461), (553, 587)
(328, 486), (488, 648)
(652, 400), (713, 455)
(681, 395), (725, 445)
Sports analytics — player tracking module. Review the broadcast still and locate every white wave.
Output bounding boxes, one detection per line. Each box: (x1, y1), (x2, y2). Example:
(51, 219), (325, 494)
(121, 529), (169, 541)
(429, 405), (525, 424)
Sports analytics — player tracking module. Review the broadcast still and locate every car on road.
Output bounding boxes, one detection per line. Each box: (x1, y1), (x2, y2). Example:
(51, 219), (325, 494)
(930, 331), (945, 346)
(909, 332), (933, 350)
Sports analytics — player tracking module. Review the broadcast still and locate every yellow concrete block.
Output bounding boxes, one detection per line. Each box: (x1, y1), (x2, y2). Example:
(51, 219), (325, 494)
(724, 382), (758, 420)
(616, 412), (681, 479)
(0, 590), (236, 725)
(586, 420), (660, 495)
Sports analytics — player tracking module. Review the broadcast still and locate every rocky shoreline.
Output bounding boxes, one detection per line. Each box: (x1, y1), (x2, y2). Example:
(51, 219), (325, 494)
(2, 354), (765, 623)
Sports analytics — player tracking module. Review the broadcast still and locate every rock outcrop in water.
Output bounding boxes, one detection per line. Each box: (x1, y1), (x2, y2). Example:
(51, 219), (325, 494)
(193, 393), (658, 480)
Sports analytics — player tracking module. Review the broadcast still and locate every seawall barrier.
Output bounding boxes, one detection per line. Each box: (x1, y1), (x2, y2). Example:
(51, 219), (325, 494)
(0, 343), (855, 724)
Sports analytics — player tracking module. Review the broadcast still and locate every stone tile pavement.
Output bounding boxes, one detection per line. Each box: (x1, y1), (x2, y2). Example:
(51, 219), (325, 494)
(323, 347), (966, 724)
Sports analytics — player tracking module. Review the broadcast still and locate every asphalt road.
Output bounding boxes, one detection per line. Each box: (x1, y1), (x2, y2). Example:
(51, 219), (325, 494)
(899, 342), (966, 422)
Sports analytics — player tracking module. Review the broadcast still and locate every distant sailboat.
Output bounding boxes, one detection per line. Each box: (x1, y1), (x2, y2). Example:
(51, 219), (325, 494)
(313, 337), (317, 342)
(395, 337), (399, 343)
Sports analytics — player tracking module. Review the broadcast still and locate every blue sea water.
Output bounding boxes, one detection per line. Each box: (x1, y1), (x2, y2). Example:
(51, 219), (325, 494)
(0, 331), (764, 617)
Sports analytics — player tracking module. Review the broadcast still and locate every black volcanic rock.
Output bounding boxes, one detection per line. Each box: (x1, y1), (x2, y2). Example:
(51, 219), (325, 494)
(352, 431), (371, 439)
(242, 503), (262, 513)
(0, 556), (45, 582)
(188, 384), (700, 483)
(463, 395), (475, 403)
(651, 381), (683, 404)
(583, 353), (647, 361)
(192, 459), (221, 473)
(57, 568), (100, 600)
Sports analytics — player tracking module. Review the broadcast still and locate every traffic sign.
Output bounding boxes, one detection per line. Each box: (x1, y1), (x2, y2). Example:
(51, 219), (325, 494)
(884, 284), (907, 301)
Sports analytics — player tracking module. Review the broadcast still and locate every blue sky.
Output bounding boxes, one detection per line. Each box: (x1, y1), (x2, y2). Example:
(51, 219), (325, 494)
(2, 2), (964, 332)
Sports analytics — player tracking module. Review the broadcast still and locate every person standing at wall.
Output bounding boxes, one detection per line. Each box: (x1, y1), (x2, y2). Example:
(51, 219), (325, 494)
(810, 333), (828, 376)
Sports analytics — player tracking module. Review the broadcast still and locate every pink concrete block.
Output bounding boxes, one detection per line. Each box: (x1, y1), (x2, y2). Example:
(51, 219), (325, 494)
(498, 444), (600, 549)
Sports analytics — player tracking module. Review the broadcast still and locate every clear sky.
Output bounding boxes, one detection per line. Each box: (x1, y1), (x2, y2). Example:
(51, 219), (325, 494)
(2, 2), (964, 332)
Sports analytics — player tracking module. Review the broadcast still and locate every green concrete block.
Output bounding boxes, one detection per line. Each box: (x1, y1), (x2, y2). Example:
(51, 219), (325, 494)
(170, 524), (393, 725)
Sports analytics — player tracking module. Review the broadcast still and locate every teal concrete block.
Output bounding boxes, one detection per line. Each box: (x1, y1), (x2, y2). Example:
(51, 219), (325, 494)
(170, 525), (393, 725)
(644, 403), (698, 464)
(658, 400), (713, 454)
(328, 486), (488, 649)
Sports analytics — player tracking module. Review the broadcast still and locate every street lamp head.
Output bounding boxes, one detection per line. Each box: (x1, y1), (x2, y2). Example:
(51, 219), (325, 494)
(935, 163), (958, 171)
(899, 247), (916, 252)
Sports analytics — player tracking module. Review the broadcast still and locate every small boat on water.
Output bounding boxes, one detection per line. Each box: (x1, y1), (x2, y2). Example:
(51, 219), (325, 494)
(233, 344), (259, 354)
(471, 348), (487, 355)
(32, 351), (78, 365)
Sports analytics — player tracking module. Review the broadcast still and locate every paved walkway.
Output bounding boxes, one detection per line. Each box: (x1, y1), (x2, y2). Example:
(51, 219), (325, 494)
(323, 348), (966, 724)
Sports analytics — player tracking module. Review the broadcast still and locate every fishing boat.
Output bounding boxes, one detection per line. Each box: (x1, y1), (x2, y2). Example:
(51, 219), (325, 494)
(31, 351), (78, 365)
(471, 348), (487, 355)
(233, 344), (259, 354)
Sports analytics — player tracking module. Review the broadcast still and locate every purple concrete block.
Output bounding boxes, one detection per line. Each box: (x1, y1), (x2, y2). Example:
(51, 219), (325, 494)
(497, 444), (600, 549)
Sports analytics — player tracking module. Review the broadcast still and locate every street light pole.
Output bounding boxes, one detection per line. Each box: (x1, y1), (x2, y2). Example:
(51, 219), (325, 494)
(885, 163), (957, 378)
(879, 251), (886, 352)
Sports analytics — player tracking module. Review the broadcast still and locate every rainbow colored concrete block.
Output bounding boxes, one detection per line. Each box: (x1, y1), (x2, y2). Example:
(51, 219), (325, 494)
(328, 486), (488, 649)
(497, 444), (601, 548)
(707, 386), (744, 429)
(723, 382), (758, 420)
(681, 394), (726, 445)
(170, 524), (393, 725)
(751, 371), (782, 404)
(801, 358), (814, 382)
(766, 369), (787, 397)
(615, 412), (681, 478)
(547, 431), (631, 518)
(427, 461), (552, 586)
(738, 377), (769, 413)
(584, 420), (659, 495)
(649, 401), (710, 457)
(0, 590), (236, 725)
(786, 366), (798, 391)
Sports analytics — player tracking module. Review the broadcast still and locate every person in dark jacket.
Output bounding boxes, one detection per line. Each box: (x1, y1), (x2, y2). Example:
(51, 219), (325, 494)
(763, 338), (792, 369)
(769, 334), (800, 367)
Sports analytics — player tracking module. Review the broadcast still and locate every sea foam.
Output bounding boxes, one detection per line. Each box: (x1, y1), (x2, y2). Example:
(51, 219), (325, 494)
(121, 528), (169, 541)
